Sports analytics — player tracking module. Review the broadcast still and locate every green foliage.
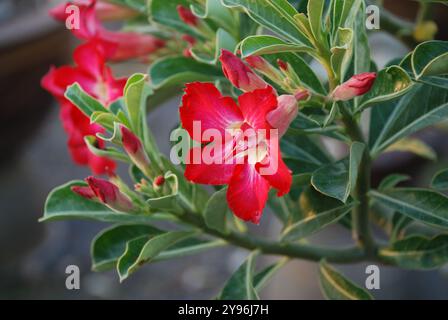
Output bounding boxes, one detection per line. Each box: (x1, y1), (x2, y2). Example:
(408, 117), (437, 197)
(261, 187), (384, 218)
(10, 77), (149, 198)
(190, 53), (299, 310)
(42, 0), (448, 300)
(318, 260), (373, 300)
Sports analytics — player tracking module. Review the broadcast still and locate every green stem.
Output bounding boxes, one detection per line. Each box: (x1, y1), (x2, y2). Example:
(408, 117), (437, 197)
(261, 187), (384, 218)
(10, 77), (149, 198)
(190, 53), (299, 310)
(338, 103), (376, 257)
(179, 212), (366, 263)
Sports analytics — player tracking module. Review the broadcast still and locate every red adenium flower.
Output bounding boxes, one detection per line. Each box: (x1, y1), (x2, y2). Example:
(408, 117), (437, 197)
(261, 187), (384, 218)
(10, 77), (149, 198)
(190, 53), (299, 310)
(331, 72), (377, 101)
(180, 83), (292, 223)
(50, 0), (165, 61)
(72, 176), (134, 212)
(219, 49), (268, 92)
(176, 5), (199, 27)
(42, 40), (127, 174)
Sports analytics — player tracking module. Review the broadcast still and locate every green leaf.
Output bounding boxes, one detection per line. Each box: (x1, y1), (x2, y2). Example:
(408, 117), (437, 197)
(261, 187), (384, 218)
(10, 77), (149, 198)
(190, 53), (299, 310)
(149, 0), (200, 37)
(91, 224), (163, 271)
(124, 73), (151, 137)
(218, 251), (259, 300)
(331, 0), (360, 33)
(370, 188), (448, 229)
(117, 231), (196, 281)
(84, 136), (130, 163)
(149, 56), (223, 89)
(412, 40), (448, 79)
(253, 259), (287, 292)
(240, 35), (314, 58)
(417, 75), (448, 89)
(318, 260), (373, 300)
(282, 187), (355, 241)
(369, 82), (448, 155)
(431, 169), (448, 191)
(378, 174), (410, 191)
(380, 235), (448, 269)
(65, 83), (109, 117)
(204, 188), (228, 233)
(311, 142), (364, 203)
(191, 0), (236, 34)
(191, 28), (238, 64)
(221, 0), (311, 45)
(41, 181), (161, 224)
(155, 238), (226, 261)
(307, 0), (326, 44)
(146, 172), (183, 213)
(90, 111), (117, 131)
(384, 138), (437, 160)
(356, 66), (414, 112)
(281, 134), (332, 174)
(330, 27), (353, 81)
(264, 52), (326, 95)
(384, 137), (437, 161)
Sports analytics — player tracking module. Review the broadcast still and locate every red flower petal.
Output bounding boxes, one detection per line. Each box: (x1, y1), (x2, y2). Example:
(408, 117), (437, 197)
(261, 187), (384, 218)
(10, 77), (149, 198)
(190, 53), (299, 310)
(238, 87), (277, 130)
(180, 82), (243, 142)
(184, 143), (237, 185)
(257, 151), (292, 196)
(227, 163), (270, 224)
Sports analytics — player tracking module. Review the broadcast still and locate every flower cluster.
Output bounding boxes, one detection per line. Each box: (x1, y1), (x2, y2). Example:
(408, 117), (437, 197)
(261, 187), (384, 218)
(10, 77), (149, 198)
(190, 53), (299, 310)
(42, 0), (164, 174)
(180, 50), (296, 223)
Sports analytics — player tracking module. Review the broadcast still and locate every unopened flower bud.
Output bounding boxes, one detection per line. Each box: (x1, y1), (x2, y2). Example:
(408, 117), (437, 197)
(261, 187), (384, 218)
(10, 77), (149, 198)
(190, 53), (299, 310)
(219, 49), (267, 92)
(266, 95), (299, 137)
(84, 176), (134, 212)
(294, 90), (310, 101)
(120, 125), (152, 177)
(277, 59), (288, 71)
(153, 175), (165, 190)
(245, 55), (282, 82)
(331, 72), (377, 101)
(71, 185), (97, 200)
(245, 55), (269, 72)
(176, 5), (198, 27)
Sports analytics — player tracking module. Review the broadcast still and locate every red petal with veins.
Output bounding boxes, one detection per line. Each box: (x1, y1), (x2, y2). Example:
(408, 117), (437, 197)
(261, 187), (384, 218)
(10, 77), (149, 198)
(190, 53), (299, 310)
(180, 82), (243, 142)
(258, 147), (292, 196)
(227, 163), (270, 224)
(184, 140), (237, 185)
(238, 87), (277, 130)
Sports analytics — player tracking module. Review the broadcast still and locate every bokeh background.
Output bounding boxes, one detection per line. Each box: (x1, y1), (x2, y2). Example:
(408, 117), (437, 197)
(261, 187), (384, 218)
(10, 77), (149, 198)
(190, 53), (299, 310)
(1, 0), (448, 299)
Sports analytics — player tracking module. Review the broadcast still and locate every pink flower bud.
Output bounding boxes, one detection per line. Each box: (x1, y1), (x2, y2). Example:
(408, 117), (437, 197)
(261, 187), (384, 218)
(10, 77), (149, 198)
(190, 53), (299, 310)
(71, 185), (97, 200)
(331, 72), (377, 101)
(266, 95), (299, 137)
(294, 90), (310, 101)
(219, 49), (267, 92)
(120, 125), (151, 175)
(245, 55), (269, 72)
(176, 5), (198, 27)
(85, 176), (134, 212)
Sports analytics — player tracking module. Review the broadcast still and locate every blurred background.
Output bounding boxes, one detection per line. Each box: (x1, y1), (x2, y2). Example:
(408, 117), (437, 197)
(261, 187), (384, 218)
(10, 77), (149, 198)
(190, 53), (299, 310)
(0, 0), (448, 299)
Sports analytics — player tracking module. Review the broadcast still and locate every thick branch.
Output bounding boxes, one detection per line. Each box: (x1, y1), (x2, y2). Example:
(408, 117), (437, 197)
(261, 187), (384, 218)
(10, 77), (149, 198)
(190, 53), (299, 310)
(180, 212), (366, 264)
